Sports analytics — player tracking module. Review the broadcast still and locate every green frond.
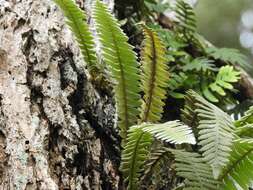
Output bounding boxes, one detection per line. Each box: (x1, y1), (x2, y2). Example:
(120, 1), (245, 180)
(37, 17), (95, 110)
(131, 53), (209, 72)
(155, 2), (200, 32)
(121, 121), (195, 189)
(93, 0), (141, 140)
(140, 121), (196, 144)
(168, 72), (187, 99)
(171, 149), (220, 190)
(203, 66), (240, 102)
(53, 0), (97, 72)
(220, 139), (253, 190)
(181, 91), (198, 129)
(182, 58), (217, 72)
(189, 90), (235, 179)
(206, 47), (248, 67)
(140, 26), (169, 122)
(120, 127), (153, 190)
(175, 0), (196, 36)
(235, 106), (253, 137)
(235, 124), (253, 138)
(235, 106), (253, 126)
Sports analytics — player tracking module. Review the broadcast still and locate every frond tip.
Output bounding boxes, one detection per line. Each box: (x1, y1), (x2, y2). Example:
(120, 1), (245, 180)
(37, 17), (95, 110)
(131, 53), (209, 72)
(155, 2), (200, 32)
(140, 121), (196, 145)
(54, 0), (97, 71)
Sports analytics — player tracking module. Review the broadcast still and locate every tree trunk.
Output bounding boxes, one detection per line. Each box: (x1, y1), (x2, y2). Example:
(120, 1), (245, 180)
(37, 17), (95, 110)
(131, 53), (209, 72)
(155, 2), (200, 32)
(0, 0), (121, 189)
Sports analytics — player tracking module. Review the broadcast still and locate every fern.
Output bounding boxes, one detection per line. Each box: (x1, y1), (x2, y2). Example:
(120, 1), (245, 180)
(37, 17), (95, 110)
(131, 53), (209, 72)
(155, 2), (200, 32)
(182, 57), (217, 72)
(121, 121), (195, 190)
(140, 26), (169, 122)
(220, 139), (253, 190)
(171, 149), (220, 190)
(93, 0), (141, 140)
(140, 121), (196, 144)
(120, 127), (153, 190)
(206, 47), (248, 67)
(235, 106), (253, 138)
(189, 90), (235, 179)
(175, 0), (196, 36)
(168, 72), (187, 99)
(203, 66), (240, 102)
(53, 0), (97, 73)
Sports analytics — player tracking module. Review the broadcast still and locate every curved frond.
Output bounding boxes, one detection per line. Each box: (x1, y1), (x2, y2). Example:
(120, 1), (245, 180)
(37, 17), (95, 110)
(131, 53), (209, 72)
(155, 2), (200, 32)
(182, 57), (217, 72)
(220, 139), (253, 190)
(120, 127), (153, 190)
(140, 121), (196, 145)
(171, 149), (220, 190)
(189, 90), (235, 179)
(93, 0), (141, 140)
(54, 0), (97, 71)
(140, 26), (169, 122)
(206, 47), (248, 67)
(175, 0), (196, 36)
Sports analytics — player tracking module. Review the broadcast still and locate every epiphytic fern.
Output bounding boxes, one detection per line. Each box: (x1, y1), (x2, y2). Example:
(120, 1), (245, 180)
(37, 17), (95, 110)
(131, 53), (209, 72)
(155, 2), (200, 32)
(189, 90), (235, 178)
(219, 139), (253, 190)
(121, 121), (196, 190)
(54, 0), (98, 74)
(175, 0), (196, 38)
(171, 149), (220, 190)
(203, 66), (240, 102)
(139, 26), (169, 122)
(206, 47), (248, 68)
(93, 0), (141, 140)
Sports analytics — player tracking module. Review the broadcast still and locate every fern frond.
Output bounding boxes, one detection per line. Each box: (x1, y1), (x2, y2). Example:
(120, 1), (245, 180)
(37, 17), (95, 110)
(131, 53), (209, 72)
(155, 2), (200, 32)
(93, 0), (141, 140)
(140, 121), (196, 144)
(235, 106), (253, 126)
(171, 149), (220, 190)
(168, 72), (187, 99)
(140, 26), (169, 122)
(54, 0), (97, 72)
(181, 91), (198, 129)
(121, 121), (195, 190)
(202, 66), (240, 102)
(220, 139), (253, 190)
(189, 90), (235, 179)
(235, 106), (253, 137)
(182, 57), (217, 72)
(207, 47), (248, 67)
(175, 0), (196, 36)
(120, 127), (153, 190)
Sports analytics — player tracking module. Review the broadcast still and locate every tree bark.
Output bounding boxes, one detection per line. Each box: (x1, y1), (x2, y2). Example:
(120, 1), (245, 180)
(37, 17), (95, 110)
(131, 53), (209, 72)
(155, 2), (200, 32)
(0, 0), (121, 189)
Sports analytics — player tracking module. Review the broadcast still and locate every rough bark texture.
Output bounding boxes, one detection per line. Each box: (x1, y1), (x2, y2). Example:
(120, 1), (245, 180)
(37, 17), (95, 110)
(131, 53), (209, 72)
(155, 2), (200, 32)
(0, 0), (121, 189)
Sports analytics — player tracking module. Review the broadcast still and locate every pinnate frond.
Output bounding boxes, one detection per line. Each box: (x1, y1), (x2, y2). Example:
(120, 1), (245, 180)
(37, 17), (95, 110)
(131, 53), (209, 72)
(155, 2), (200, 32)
(189, 90), (235, 179)
(171, 149), (220, 190)
(54, 0), (97, 72)
(140, 26), (169, 122)
(93, 0), (141, 140)
(220, 139), (253, 190)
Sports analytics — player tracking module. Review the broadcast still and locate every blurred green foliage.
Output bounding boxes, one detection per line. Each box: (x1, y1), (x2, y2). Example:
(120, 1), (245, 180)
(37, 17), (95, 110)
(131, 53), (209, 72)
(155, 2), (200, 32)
(195, 0), (253, 55)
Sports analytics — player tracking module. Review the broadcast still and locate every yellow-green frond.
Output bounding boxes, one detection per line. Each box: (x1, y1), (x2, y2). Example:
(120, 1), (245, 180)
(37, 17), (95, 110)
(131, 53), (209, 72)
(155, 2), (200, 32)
(140, 26), (169, 123)
(54, 0), (97, 72)
(93, 1), (141, 141)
